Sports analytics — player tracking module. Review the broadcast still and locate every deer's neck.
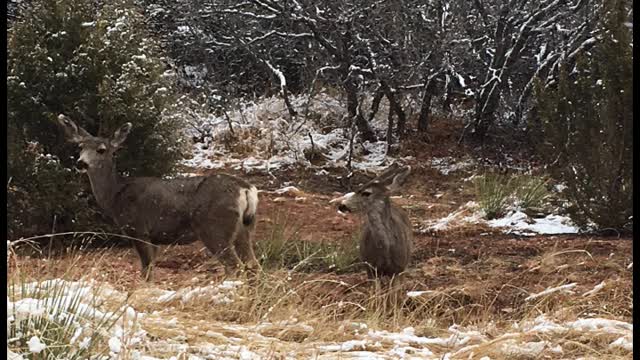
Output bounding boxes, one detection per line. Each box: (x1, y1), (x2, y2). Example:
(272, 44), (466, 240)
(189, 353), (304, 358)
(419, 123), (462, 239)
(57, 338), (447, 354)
(86, 164), (122, 214)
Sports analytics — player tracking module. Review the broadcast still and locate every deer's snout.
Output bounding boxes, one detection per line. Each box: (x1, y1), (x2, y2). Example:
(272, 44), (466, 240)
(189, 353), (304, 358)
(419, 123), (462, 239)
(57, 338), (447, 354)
(330, 192), (355, 213)
(76, 159), (89, 171)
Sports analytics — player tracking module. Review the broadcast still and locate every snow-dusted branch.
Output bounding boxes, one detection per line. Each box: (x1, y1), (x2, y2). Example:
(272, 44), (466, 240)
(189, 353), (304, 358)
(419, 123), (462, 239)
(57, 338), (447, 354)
(219, 9), (277, 20)
(245, 30), (314, 45)
(264, 60), (287, 88)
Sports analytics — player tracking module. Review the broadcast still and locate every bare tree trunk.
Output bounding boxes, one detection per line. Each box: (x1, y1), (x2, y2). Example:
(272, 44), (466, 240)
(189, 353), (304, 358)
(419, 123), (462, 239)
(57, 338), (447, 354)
(386, 103), (394, 147)
(417, 74), (439, 133)
(281, 84), (297, 118)
(417, 92), (433, 133)
(392, 93), (407, 139)
(472, 91), (499, 140)
(345, 78), (376, 142)
(368, 87), (385, 123)
(346, 122), (357, 170)
(379, 81), (406, 139)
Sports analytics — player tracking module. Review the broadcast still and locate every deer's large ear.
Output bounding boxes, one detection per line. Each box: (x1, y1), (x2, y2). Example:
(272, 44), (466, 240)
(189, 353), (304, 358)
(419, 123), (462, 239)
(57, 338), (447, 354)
(56, 114), (91, 143)
(111, 122), (132, 148)
(386, 166), (411, 192)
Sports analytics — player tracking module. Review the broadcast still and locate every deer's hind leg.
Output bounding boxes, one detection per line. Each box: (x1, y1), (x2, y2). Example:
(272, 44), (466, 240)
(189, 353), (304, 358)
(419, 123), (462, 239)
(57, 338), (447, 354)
(192, 214), (244, 277)
(234, 222), (261, 274)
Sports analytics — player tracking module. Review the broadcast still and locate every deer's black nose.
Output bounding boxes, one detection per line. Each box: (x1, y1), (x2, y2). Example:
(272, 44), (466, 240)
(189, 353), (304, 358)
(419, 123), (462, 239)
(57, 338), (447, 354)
(338, 204), (351, 213)
(76, 159), (89, 170)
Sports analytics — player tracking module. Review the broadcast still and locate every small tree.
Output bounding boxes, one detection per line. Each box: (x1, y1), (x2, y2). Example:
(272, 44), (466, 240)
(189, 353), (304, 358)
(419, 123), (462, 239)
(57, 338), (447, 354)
(7, 0), (188, 240)
(535, 0), (632, 232)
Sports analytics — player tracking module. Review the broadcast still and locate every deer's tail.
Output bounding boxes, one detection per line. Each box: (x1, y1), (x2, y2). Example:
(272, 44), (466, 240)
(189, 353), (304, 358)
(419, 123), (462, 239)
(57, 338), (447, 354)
(241, 186), (259, 226)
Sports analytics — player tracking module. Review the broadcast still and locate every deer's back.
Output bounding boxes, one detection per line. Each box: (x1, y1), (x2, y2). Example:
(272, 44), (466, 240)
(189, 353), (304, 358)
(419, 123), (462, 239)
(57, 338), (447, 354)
(112, 173), (254, 243)
(360, 205), (413, 275)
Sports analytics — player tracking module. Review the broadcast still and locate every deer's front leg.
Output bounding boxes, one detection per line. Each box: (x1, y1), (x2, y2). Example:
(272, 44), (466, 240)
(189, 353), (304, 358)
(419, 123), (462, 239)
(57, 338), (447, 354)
(127, 227), (157, 281)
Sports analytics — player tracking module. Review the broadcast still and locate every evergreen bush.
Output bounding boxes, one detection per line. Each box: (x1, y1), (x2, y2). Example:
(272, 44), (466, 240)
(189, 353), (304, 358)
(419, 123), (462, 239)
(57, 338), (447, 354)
(534, 0), (632, 232)
(8, 0), (188, 240)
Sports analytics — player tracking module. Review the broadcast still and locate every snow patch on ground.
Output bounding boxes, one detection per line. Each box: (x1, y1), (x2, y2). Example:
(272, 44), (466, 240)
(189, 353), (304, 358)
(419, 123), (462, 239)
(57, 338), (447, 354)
(155, 280), (244, 304)
(521, 314), (633, 338)
(568, 318), (633, 334)
(487, 211), (580, 236)
(406, 290), (435, 298)
(423, 202), (580, 236)
(500, 340), (548, 358)
(423, 201), (484, 232)
(610, 335), (633, 351)
(429, 156), (475, 175)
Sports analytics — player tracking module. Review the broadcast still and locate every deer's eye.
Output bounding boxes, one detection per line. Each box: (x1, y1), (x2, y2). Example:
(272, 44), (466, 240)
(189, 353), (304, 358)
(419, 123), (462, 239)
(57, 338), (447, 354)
(97, 146), (107, 154)
(361, 190), (372, 197)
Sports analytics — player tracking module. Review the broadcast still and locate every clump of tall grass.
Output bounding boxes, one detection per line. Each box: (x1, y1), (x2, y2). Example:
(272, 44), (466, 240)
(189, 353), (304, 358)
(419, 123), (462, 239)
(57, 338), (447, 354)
(7, 280), (124, 358)
(474, 173), (551, 219)
(7, 239), (137, 359)
(474, 173), (515, 219)
(256, 212), (360, 273)
(511, 175), (552, 215)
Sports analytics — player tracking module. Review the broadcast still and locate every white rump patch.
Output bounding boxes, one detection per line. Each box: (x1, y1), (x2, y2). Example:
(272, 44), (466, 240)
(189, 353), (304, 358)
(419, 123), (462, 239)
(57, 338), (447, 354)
(244, 186), (259, 217)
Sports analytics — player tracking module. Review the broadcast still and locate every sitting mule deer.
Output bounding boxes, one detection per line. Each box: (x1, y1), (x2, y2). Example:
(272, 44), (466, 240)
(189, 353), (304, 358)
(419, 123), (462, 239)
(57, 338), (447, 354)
(331, 164), (413, 277)
(56, 114), (260, 280)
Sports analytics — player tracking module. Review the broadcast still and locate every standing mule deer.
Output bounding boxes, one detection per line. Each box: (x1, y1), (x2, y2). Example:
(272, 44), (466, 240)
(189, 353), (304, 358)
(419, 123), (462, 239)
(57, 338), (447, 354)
(331, 163), (413, 277)
(56, 114), (261, 280)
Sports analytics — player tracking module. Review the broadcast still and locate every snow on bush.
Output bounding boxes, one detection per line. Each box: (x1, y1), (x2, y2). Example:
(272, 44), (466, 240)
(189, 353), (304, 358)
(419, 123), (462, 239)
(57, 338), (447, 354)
(27, 336), (46, 353)
(181, 93), (404, 173)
